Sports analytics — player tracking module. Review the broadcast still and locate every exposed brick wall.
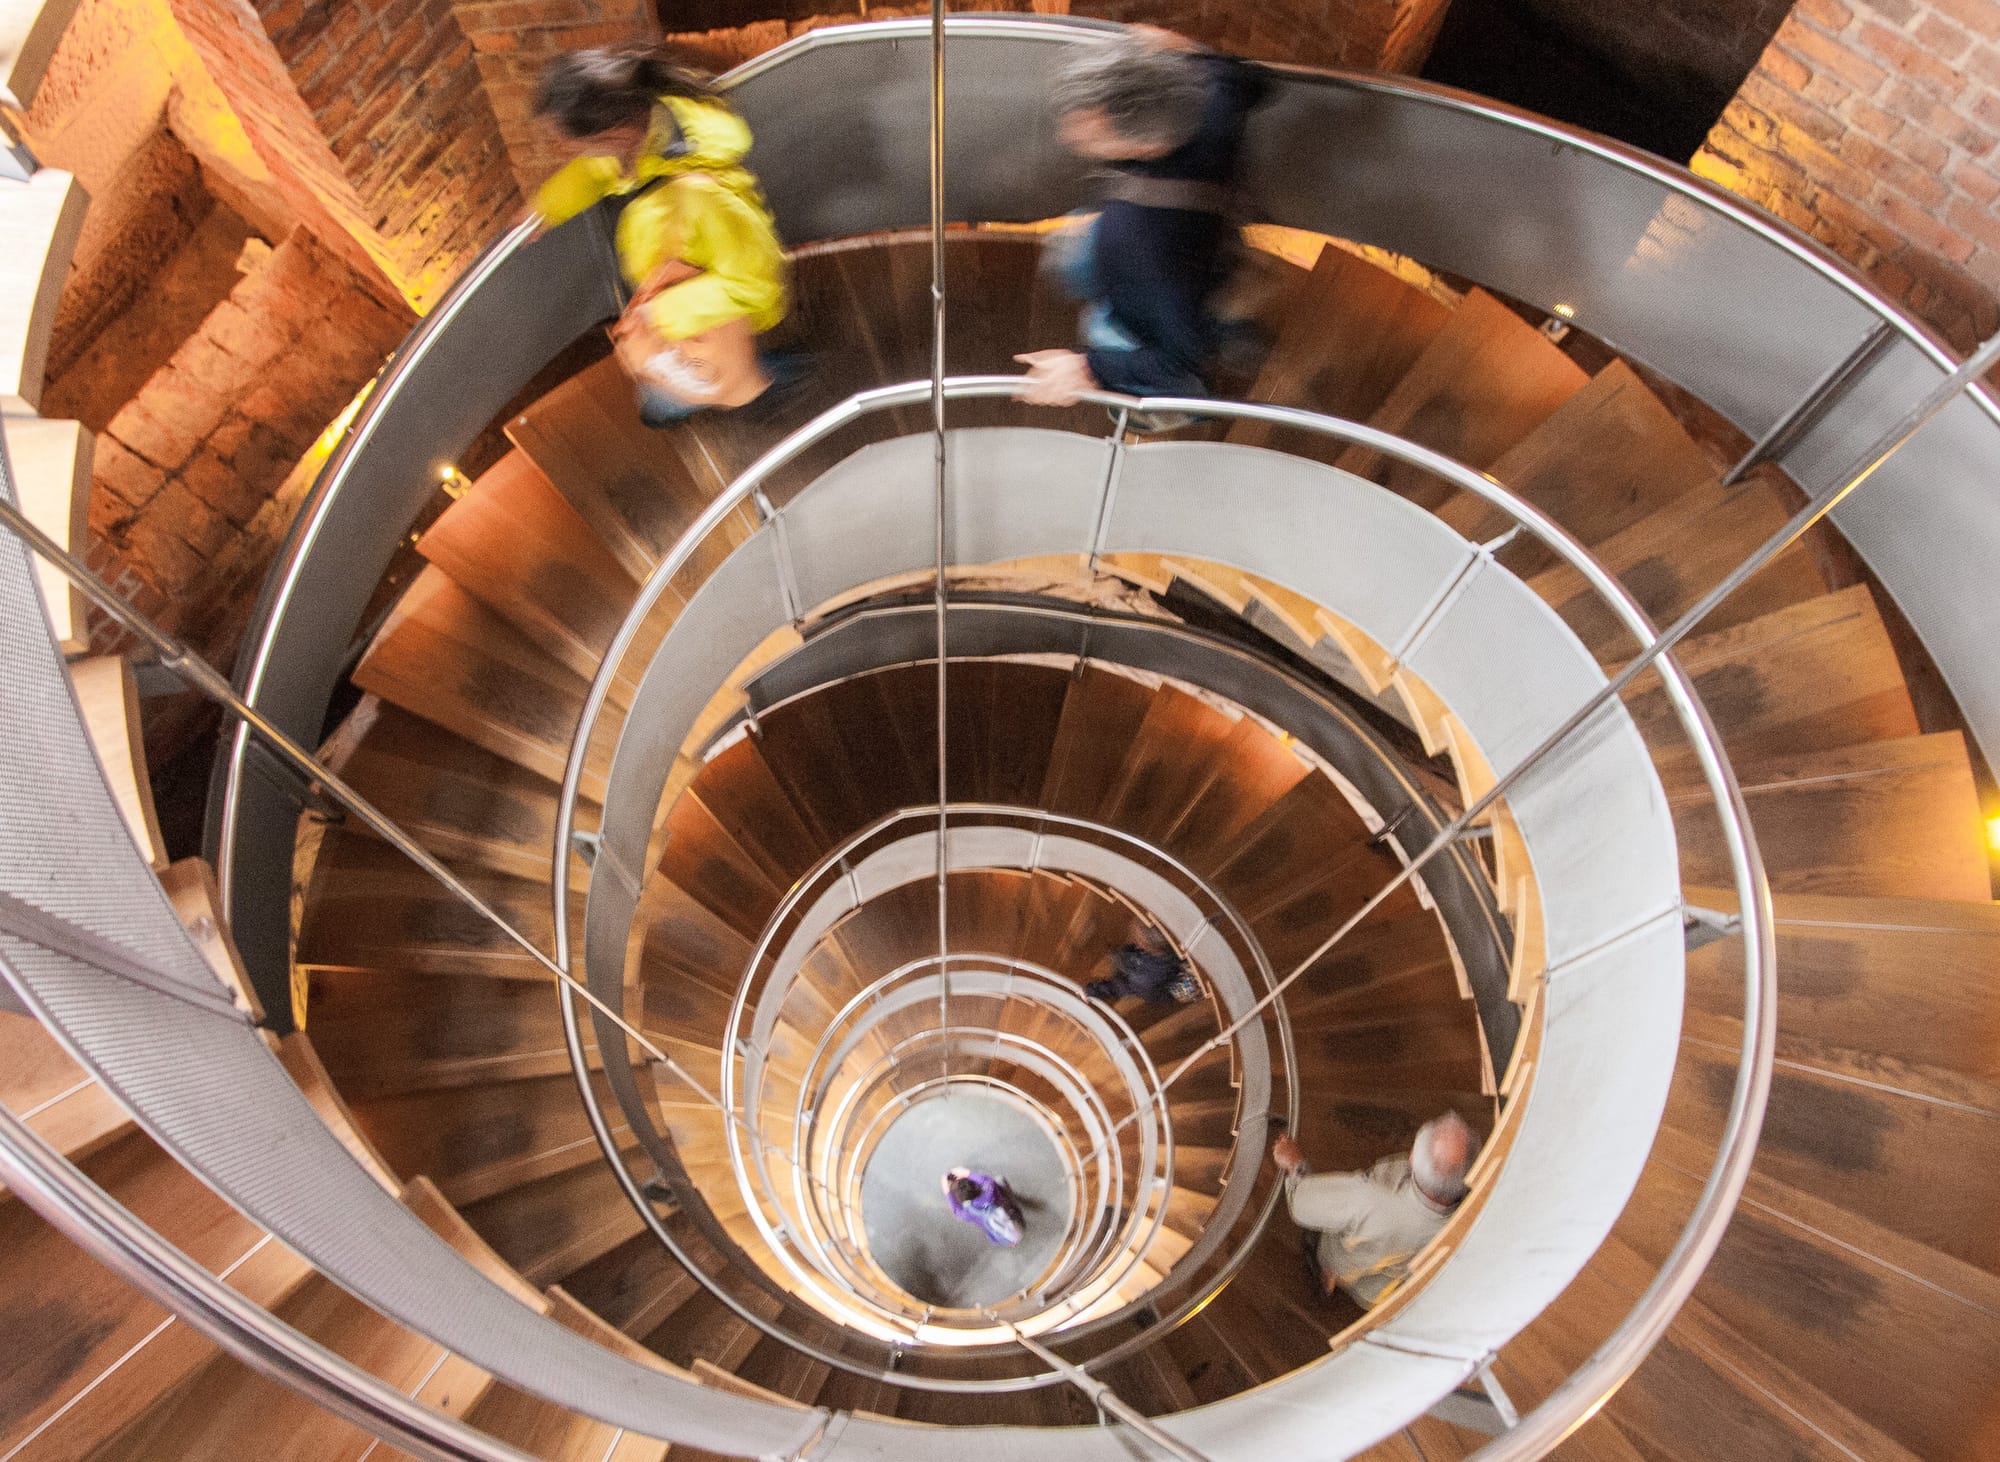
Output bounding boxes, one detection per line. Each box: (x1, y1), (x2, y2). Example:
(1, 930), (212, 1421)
(453, 0), (659, 199)
(1695, 0), (2000, 351)
(168, 0), (521, 310)
(84, 228), (414, 669)
(1071, 0), (1451, 71)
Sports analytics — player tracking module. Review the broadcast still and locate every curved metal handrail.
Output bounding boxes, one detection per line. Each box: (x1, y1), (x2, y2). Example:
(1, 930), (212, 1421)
(722, 801), (1295, 1336)
(215, 13), (1984, 1026)
(555, 374), (1773, 1447)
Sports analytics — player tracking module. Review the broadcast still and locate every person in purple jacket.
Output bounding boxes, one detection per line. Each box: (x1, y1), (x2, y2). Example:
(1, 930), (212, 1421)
(942, 1166), (1026, 1246)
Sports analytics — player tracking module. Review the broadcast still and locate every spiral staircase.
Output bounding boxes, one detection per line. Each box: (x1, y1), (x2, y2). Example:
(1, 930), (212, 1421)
(5, 13), (2000, 1462)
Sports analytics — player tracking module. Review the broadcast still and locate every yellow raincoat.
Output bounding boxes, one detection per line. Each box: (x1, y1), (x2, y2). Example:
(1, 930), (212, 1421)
(534, 95), (787, 342)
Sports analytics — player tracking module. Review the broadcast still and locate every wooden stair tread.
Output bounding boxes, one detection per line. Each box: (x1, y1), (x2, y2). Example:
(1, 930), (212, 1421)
(345, 1069), (635, 1209)
(1227, 242), (1452, 449)
(1434, 359), (1721, 570)
(0, 1130), (311, 1458)
(506, 355), (746, 582)
(1672, 732), (1989, 901)
(1335, 289), (1591, 508)
(1527, 476), (1829, 655)
(296, 828), (565, 979)
(319, 697), (598, 887)
(0, 1011), (132, 1180)
(1617, 582), (1919, 780)
(1683, 884), (2000, 1090)
(1615, 1160), (2000, 1460)
(353, 566), (616, 798)
(417, 448), (643, 683)
(1664, 1038), (2000, 1279)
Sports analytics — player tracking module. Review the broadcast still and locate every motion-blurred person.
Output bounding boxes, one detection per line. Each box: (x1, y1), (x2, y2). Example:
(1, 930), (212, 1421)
(943, 1166), (1026, 1247)
(532, 48), (791, 425)
(1085, 921), (1200, 1006)
(1272, 1113), (1475, 1308)
(1017, 26), (1270, 409)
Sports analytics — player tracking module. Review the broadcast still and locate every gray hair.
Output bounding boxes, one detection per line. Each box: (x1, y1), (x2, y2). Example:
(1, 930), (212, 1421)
(1410, 1111), (1474, 1206)
(1051, 33), (1210, 153)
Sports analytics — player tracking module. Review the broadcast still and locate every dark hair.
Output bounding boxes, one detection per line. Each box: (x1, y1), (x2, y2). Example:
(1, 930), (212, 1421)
(534, 48), (719, 138)
(1051, 33), (1208, 153)
(952, 1177), (980, 1204)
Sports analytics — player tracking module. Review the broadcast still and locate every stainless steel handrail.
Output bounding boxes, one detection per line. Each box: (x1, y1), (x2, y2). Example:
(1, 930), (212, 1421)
(0, 1101), (543, 1462)
(553, 375), (1772, 1447)
(718, 801), (1294, 1334)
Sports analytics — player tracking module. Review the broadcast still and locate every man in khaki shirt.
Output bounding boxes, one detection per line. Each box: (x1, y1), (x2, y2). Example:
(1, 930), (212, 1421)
(1272, 1113), (1475, 1308)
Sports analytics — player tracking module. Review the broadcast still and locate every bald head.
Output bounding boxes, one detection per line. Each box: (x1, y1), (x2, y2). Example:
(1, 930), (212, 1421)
(1410, 1112), (1474, 1207)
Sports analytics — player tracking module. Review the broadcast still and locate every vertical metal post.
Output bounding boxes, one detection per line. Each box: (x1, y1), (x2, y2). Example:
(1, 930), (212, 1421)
(929, 0), (952, 1071)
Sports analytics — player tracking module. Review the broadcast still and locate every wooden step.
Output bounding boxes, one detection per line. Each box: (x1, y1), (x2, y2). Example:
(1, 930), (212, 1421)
(0, 1011), (131, 1187)
(1334, 289), (1590, 510)
(304, 966), (614, 1099)
(681, 736), (825, 889)
(296, 828), (564, 980)
(1038, 664), (1164, 823)
(1615, 583), (1919, 783)
(1672, 732), (1989, 901)
(461, 1288), (671, 1460)
(1682, 886), (2000, 1097)
(416, 448), (643, 682)
(458, 1148), (652, 1288)
(505, 355), (752, 583)
(318, 697), (596, 886)
(1227, 242), (1452, 450)
(655, 794), (790, 940)
(1095, 683), (1247, 847)
(1615, 1157), (2000, 1460)
(0, 1131), (312, 1459)
(1527, 475), (1828, 656)
(88, 1180), (525, 1462)
(1664, 1037), (2000, 1279)
(559, 1229), (704, 1341)
(353, 565), (617, 799)
(1432, 359), (1722, 573)
(344, 1068), (637, 1209)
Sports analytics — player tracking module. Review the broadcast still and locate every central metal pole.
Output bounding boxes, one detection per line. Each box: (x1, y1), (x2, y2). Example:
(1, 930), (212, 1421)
(929, 0), (951, 1075)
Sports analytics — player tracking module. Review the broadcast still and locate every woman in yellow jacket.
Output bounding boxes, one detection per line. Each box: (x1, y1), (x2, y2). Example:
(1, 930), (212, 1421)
(533, 50), (791, 426)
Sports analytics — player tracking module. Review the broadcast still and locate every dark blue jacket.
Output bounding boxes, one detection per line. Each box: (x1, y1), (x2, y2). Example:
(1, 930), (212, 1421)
(1086, 53), (1270, 396)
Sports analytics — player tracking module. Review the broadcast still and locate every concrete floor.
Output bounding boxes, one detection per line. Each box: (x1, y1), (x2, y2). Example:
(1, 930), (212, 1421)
(859, 1092), (1073, 1310)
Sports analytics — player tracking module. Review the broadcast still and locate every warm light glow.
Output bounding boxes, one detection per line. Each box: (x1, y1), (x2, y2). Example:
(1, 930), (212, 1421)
(1552, 302), (1577, 319)
(1987, 814), (2000, 853)
(439, 463), (458, 482)
(315, 383), (373, 453)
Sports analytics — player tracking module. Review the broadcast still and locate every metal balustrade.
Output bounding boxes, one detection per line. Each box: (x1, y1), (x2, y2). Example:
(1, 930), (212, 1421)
(65, 8), (2000, 1455)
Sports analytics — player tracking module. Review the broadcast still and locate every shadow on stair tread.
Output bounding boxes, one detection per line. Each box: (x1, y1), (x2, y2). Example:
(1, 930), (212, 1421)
(1672, 732), (1989, 902)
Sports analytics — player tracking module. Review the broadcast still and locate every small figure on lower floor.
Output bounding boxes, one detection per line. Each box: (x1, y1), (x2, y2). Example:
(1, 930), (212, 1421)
(943, 1167), (1025, 1247)
(1086, 921), (1200, 1006)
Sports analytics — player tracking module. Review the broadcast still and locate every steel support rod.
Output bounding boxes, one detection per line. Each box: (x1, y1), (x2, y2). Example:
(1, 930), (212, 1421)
(1162, 325), (2000, 1084)
(985, 1311), (1213, 1462)
(0, 1103), (537, 1462)
(928, 0), (952, 1072)
(1721, 319), (1894, 485)
(0, 493), (797, 1174)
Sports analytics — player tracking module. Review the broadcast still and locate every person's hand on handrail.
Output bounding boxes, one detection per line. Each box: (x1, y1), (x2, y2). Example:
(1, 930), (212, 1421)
(1014, 349), (1100, 407)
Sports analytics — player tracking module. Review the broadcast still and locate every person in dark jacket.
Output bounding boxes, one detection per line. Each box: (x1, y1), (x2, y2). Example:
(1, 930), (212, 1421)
(1086, 922), (1199, 1006)
(1017, 26), (1269, 407)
